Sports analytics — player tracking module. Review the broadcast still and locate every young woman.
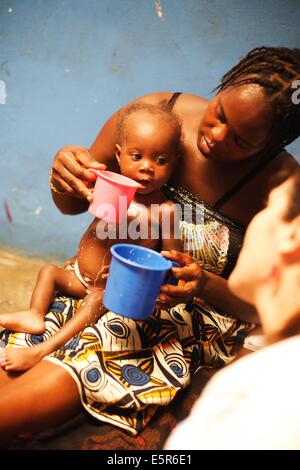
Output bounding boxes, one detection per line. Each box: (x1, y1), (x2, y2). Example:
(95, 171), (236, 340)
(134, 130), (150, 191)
(0, 47), (299, 444)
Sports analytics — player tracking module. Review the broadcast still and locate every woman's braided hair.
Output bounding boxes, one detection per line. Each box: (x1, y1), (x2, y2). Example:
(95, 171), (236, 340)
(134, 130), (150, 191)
(215, 46), (300, 154)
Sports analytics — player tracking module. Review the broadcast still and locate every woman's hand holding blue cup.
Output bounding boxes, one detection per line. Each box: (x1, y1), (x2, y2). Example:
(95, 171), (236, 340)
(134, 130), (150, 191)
(157, 250), (204, 308)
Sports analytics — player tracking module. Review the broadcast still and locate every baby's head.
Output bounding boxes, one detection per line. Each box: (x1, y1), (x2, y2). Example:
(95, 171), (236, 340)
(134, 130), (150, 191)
(115, 103), (181, 194)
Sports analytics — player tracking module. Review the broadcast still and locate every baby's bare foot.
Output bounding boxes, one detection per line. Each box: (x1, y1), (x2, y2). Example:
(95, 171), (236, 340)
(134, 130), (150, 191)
(0, 346), (44, 371)
(0, 310), (46, 334)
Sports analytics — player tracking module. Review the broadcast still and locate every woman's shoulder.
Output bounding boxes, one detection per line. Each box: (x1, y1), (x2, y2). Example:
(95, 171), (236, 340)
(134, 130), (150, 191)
(133, 92), (208, 111)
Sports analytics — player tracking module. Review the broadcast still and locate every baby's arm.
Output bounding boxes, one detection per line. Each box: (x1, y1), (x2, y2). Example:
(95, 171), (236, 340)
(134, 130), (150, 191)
(0, 291), (107, 372)
(160, 200), (182, 252)
(157, 201), (183, 307)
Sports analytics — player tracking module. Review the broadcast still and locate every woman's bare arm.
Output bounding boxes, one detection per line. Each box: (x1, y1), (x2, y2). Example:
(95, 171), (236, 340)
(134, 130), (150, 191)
(196, 269), (258, 323)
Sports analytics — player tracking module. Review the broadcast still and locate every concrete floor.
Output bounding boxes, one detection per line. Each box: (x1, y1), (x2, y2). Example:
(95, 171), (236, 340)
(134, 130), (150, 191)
(0, 249), (56, 315)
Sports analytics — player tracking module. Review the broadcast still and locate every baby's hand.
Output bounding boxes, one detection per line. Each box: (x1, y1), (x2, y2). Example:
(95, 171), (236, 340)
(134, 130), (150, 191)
(98, 264), (110, 281)
(85, 264), (111, 294)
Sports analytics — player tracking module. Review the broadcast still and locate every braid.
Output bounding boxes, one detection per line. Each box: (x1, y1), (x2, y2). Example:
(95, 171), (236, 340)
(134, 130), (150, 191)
(215, 46), (300, 154)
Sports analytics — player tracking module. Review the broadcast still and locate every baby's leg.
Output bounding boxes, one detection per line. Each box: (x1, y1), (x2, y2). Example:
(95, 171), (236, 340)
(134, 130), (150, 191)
(0, 264), (86, 334)
(0, 291), (106, 372)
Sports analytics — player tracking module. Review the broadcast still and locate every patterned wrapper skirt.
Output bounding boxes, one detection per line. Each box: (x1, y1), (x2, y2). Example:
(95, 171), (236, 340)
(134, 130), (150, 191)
(0, 295), (254, 435)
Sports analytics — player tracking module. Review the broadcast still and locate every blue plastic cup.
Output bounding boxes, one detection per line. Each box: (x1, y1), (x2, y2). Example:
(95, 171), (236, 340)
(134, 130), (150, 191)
(103, 244), (175, 319)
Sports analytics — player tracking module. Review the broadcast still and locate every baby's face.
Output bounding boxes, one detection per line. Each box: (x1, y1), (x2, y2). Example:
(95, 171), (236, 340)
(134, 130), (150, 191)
(116, 112), (179, 195)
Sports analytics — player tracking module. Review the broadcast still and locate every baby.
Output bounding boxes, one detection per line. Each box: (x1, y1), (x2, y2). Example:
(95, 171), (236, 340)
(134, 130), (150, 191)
(0, 103), (182, 371)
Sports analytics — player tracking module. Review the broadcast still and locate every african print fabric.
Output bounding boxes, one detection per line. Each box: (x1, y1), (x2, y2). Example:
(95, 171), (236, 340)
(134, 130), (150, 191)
(0, 183), (255, 435)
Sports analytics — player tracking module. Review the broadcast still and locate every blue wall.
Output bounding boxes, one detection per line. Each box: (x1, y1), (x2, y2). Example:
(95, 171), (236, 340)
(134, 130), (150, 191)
(0, 0), (299, 259)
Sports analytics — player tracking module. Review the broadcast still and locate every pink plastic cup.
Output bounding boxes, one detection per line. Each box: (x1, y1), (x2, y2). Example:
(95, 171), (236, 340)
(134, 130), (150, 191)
(88, 169), (142, 223)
